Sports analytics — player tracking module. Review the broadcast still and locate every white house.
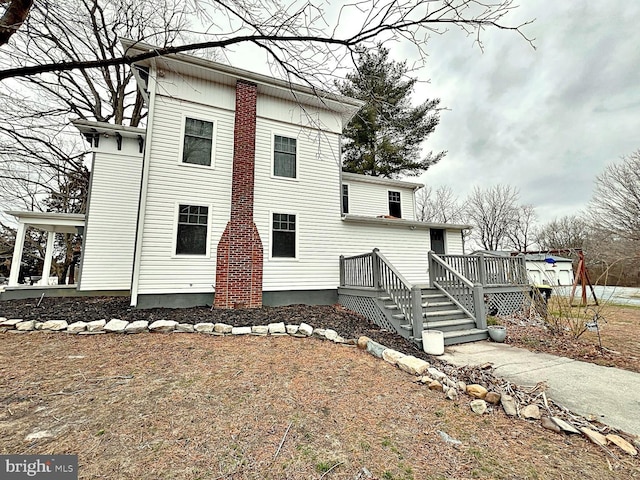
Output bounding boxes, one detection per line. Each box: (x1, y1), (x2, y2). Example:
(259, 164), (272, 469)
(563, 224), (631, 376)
(3, 40), (468, 310)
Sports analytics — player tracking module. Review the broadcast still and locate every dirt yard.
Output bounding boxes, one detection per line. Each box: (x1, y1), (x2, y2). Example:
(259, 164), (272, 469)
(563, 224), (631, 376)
(1, 333), (639, 479)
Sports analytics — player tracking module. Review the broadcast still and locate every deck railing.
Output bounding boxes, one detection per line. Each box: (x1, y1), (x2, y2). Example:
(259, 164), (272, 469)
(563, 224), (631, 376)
(428, 252), (484, 325)
(340, 249), (423, 339)
(438, 253), (528, 286)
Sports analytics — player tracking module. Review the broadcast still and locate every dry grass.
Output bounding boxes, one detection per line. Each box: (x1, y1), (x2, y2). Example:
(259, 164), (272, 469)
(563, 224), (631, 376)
(1, 332), (639, 479)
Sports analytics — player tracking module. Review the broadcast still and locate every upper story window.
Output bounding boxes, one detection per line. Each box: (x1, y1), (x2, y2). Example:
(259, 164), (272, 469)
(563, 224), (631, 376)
(182, 118), (213, 166)
(388, 191), (401, 218)
(272, 213), (296, 258)
(342, 184), (349, 214)
(273, 135), (297, 178)
(176, 204), (208, 255)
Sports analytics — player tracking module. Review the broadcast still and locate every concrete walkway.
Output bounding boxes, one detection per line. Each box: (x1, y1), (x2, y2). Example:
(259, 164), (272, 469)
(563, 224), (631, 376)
(440, 341), (640, 436)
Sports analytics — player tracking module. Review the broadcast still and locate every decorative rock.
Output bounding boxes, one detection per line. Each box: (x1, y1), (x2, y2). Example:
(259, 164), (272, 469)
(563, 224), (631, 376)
(357, 336), (371, 349)
(176, 323), (194, 333)
(0, 318), (22, 327)
(446, 388), (459, 401)
(427, 367), (446, 381)
(268, 322), (286, 334)
(286, 325), (299, 335)
(16, 320), (36, 331)
(323, 329), (338, 341)
(232, 326), (252, 335)
(581, 427), (607, 447)
(313, 328), (326, 337)
(437, 430), (462, 445)
(444, 378), (457, 389)
(521, 404), (541, 420)
(382, 349), (406, 366)
(485, 392), (501, 405)
(149, 320), (177, 333)
(606, 434), (638, 456)
(397, 355), (429, 375)
(34, 322), (44, 330)
(466, 384), (488, 399)
(86, 319), (106, 332)
(66, 321), (88, 333)
(251, 325), (268, 335)
(333, 335), (346, 343)
(418, 376), (434, 384)
(214, 323), (233, 334)
(78, 330), (106, 335)
(470, 399), (487, 415)
(103, 319), (128, 333)
(366, 340), (386, 359)
(541, 417), (561, 433)
(501, 394), (518, 416)
(194, 322), (214, 333)
(298, 323), (313, 336)
(457, 381), (467, 392)
(25, 430), (54, 442)
(41, 320), (69, 331)
(123, 320), (148, 333)
(551, 417), (580, 434)
(428, 380), (443, 392)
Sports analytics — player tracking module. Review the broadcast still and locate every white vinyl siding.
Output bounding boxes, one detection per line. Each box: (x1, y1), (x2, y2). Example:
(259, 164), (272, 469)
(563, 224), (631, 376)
(345, 180), (416, 219)
(135, 90), (235, 294)
(445, 229), (465, 254)
(79, 140), (143, 291)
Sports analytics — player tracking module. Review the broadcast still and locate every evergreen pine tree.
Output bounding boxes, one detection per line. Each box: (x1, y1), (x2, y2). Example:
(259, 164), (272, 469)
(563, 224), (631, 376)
(338, 45), (445, 178)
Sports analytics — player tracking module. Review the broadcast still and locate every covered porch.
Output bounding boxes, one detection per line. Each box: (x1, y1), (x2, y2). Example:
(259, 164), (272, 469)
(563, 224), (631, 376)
(5, 211), (85, 288)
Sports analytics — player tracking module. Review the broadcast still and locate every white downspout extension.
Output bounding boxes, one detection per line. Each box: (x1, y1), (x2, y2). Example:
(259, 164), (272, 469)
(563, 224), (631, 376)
(130, 62), (158, 307)
(39, 230), (56, 285)
(8, 222), (26, 286)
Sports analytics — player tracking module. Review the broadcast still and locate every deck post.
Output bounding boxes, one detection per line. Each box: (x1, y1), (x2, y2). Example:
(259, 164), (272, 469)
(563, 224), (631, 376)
(473, 283), (487, 330)
(339, 255), (345, 287)
(8, 222), (26, 286)
(477, 253), (487, 286)
(371, 248), (381, 289)
(411, 284), (424, 343)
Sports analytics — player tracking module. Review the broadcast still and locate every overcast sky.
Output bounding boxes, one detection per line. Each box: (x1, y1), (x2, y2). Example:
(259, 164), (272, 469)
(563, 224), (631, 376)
(404, 1), (640, 223)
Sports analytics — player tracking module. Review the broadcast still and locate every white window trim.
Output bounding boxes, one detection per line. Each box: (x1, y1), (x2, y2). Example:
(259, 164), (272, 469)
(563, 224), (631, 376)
(171, 202), (212, 258)
(177, 114), (217, 169)
(387, 189), (402, 218)
(268, 210), (299, 261)
(270, 131), (299, 181)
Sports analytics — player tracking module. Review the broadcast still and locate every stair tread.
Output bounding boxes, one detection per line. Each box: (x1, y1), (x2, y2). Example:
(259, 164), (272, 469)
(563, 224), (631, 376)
(424, 309), (463, 317)
(443, 328), (488, 338)
(423, 318), (475, 329)
(422, 301), (454, 308)
(392, 313), (406, 320)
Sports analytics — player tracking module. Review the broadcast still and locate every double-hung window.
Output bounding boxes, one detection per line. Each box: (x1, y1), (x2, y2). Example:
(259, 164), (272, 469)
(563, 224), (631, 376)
(273, 135), (297, 178)
(388, 191), (401, 218)
(176, 205), (208, 255)
(272, 213), (296, 258)
(182, 118), (213, 166)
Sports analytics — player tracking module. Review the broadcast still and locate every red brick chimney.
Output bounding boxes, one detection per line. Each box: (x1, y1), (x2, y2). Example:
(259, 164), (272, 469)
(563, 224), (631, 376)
(214, 80), (263, 309)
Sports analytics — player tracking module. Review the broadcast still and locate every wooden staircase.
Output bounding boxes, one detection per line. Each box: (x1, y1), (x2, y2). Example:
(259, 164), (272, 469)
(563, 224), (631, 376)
(380, 288), (488, 346)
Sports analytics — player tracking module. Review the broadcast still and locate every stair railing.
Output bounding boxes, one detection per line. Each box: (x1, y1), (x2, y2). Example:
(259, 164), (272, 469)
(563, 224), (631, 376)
(428, 251), (486, 329)
(340, 249), (423, 341)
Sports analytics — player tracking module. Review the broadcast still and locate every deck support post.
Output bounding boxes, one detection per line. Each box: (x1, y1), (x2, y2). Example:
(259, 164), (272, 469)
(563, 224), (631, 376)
(38, 231), (56, 285)
(411, 284), (424, 343)
(8, 222), (26, 286)
(477, 253), (487, 286)
(427, 250), (435, 288)
(473, 283), (487, 330)
(371, 248), (381, 289)
(339, 255), (345, 287)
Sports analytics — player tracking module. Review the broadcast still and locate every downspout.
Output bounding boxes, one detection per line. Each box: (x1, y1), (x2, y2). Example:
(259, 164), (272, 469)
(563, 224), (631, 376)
(130, 61), (158, 307)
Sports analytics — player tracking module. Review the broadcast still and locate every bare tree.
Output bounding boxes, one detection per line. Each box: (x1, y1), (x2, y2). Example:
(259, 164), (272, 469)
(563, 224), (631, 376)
(464, 184), (519, 251)
(0, 1), (533, 82)
(416, 185), (465, 223)
(536, 215), (589, 251)
(588, 150), (640, 242)
(505, 203), (537, 252)
(0, 0), (32, 47)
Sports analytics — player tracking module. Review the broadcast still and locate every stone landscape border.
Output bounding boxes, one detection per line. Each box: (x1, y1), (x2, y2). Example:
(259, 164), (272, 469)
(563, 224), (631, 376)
(0, 316), (638, 458)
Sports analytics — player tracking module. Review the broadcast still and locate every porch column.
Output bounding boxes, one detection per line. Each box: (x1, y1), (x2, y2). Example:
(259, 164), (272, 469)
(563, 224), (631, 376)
(39, 231), (56, 286)
(8, 222), (26, 286)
